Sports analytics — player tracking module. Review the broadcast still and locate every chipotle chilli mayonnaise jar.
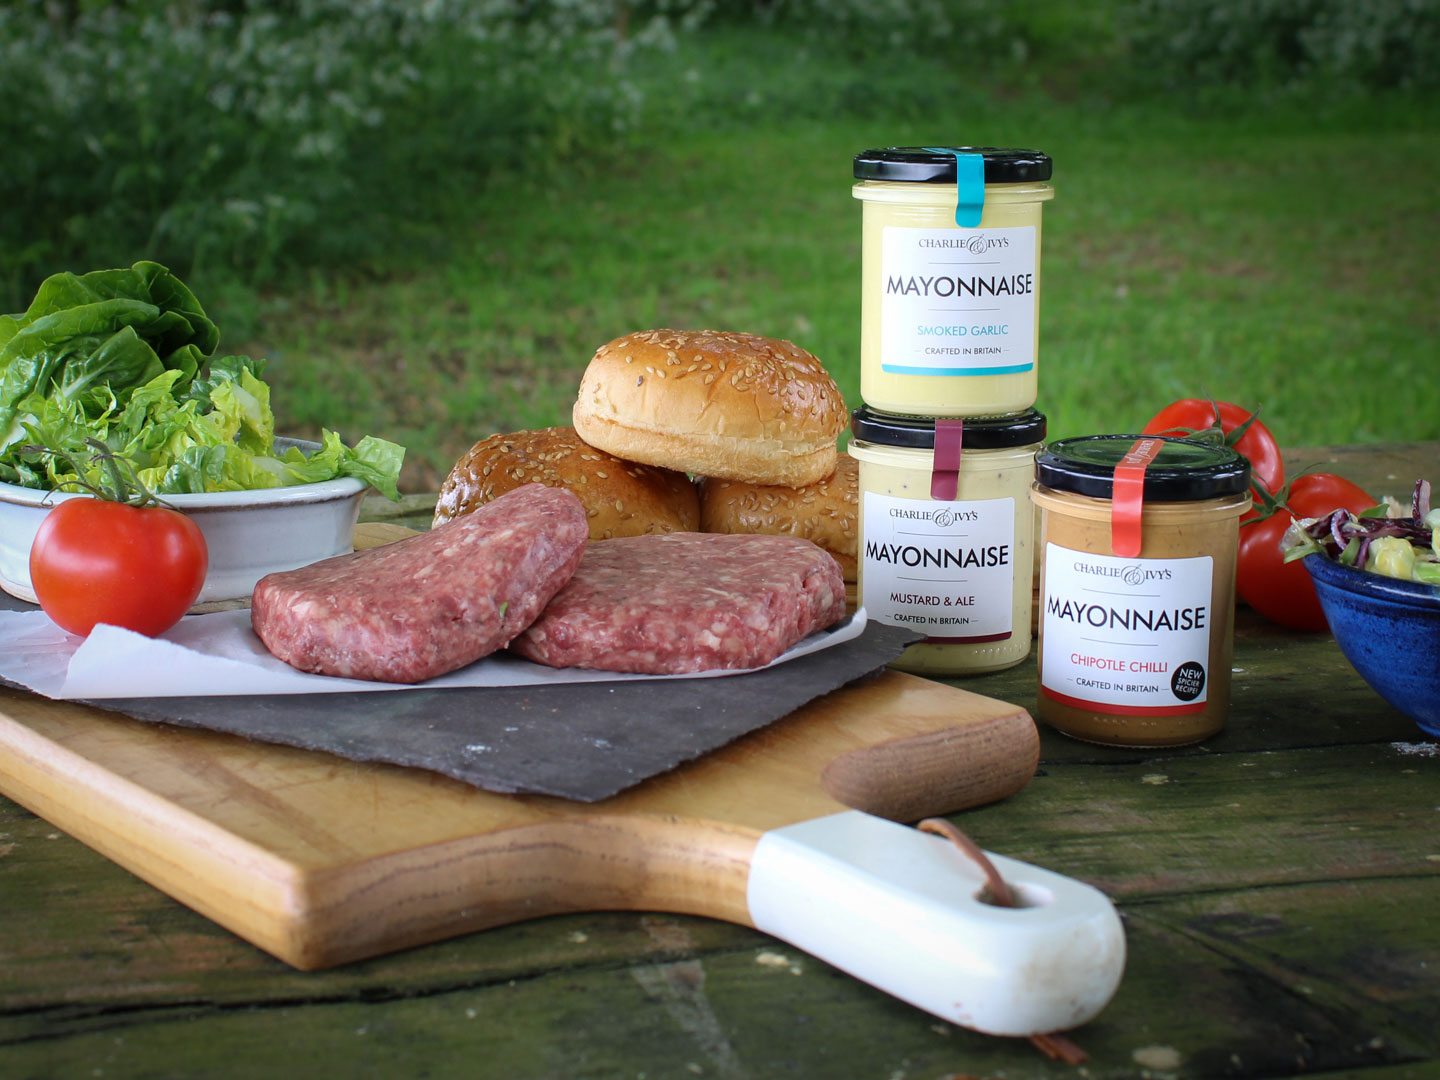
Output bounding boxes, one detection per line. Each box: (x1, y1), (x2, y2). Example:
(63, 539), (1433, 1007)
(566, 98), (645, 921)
(853, 146), (1054, 417)
(1031, 435), (1252, 747)
(849, 406), (1046, 677)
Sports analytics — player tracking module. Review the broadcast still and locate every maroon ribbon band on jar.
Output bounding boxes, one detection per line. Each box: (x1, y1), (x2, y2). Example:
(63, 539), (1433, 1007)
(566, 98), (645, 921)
(930, 419), (964, 501)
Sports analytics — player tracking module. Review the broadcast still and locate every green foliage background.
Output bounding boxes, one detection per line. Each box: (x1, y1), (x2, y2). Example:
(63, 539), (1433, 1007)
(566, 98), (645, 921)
(2, 0), (1436, 490)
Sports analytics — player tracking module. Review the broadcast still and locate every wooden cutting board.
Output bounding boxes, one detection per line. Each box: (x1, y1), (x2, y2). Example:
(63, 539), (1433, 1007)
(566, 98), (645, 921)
(0, 670), (1038, 971)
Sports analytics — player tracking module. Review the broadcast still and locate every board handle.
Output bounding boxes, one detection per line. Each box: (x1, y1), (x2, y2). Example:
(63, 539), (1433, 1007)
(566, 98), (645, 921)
(818, 704), (1039, 821)
(745, 810), (1125, 1037)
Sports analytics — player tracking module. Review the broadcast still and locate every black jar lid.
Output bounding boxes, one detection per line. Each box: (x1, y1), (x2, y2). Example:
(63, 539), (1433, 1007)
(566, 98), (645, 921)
(854, 147), (1053, 184)
(1036, 435), (1251, 501)
(851, 406), (1046, 451)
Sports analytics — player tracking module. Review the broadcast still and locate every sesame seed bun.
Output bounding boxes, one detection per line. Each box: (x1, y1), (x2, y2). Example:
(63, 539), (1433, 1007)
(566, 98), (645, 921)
(572, 329), (848, 487)
(699, 455), (858, 584)
(434, 426), (699, 540)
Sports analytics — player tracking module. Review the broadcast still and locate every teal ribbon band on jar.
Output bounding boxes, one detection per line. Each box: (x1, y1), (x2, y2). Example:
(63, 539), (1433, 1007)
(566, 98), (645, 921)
(923, 147), (986, 227)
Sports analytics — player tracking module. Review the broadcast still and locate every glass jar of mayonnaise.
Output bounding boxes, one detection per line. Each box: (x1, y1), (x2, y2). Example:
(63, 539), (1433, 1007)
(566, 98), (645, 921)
(1031, 436), (1252, 747)
(853, 146), (1054, 417)
(849, 406), (1046, 677)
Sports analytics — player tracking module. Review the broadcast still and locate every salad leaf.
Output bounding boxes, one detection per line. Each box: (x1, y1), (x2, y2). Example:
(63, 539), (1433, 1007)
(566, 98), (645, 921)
(336, 435), (405, 502)
(0, 261), (221, 453)
(207, 366), (274, 454)
(1282, 479), (1438, 586)
(1, 262), (403, 499)
(18, 261), (218, 358)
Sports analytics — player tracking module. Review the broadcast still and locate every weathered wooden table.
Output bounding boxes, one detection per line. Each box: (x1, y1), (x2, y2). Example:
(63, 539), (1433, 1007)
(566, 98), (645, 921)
(2, 442), (1436, 1080)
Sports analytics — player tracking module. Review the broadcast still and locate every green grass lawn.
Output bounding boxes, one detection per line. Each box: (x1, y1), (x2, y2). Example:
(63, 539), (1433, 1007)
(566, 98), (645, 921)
(223, 40), (1440, 494)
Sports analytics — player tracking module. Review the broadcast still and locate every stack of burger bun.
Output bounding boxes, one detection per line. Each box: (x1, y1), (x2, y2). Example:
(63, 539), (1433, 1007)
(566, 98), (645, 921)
(434, 426), (698, 539)
(437, 328), (857, 604)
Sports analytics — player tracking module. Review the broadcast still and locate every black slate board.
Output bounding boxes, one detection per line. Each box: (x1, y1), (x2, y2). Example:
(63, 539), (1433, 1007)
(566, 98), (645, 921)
(0, 592), (921, 801)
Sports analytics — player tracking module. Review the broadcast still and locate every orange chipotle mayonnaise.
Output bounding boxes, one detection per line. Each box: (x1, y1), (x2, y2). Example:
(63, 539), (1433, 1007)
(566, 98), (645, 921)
(1031, 436), (1252, 747)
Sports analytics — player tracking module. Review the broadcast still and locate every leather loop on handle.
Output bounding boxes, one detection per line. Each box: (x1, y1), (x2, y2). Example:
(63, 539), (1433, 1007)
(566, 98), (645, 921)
(1111, 437), (1163, 558)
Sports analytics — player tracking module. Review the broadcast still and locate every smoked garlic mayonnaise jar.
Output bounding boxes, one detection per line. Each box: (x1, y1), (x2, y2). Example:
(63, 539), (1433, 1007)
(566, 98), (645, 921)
(1031, 436), (1252, 747)
(849, 406), (1045, 676)
(853, 147), (1054, 417)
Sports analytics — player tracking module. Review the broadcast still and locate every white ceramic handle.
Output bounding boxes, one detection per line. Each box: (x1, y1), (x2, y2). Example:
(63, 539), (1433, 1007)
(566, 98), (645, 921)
(746, 810), (1126, 1036)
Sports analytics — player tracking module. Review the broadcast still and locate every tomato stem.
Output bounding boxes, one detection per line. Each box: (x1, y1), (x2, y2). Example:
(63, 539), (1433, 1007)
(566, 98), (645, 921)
(19, 440), (171, 508)
(90, 438), (130, 503)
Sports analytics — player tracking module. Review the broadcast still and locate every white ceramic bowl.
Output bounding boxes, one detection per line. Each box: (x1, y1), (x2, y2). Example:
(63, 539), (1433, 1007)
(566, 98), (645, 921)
(0, 438), (365, 610)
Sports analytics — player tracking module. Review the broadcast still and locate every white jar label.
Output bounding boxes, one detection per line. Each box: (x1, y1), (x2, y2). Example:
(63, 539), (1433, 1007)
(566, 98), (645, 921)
(1040, 546), (1214, 715)
(879, 225), (1037, 377)
(861, 492), (1014, 643)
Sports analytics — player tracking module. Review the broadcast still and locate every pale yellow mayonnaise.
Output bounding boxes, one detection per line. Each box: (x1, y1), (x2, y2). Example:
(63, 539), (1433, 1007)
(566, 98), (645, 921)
(848, 409), (1044, 676)
(854, 179), (1054, 416)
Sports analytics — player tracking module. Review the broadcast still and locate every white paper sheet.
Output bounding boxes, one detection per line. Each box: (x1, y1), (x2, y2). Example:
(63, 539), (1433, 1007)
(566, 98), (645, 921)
(0, 607), (867, 700)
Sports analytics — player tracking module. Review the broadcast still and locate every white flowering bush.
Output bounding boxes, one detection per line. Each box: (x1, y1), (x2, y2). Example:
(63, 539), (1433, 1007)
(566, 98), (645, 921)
(0, 0), (696, 305)
(1123, 0), (1439, 91)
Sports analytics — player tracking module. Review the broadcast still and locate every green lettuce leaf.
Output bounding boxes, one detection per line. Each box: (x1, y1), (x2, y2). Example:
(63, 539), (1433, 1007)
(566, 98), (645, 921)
(338, 434), (405, 502)
(19, 261), (219, 358)
(207, 367), (274, 454)
(1, 262), (404, 501)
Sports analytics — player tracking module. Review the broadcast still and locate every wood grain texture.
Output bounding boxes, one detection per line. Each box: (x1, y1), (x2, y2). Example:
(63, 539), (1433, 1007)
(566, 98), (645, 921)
(0, 668), (1037, 970)
(4, 442), (1436, 1079)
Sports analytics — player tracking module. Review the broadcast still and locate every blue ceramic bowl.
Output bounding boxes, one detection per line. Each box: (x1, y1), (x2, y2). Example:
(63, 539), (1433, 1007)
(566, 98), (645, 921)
(1305, 554), (1440, 738)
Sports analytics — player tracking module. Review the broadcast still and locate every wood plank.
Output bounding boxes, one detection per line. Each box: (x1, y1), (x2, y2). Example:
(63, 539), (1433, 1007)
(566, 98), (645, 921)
(1281, 442), (1438, 501)
(358, 491), (439, 532)
(953, 741), (1440, 899)
(2, 876), (1435, 1078)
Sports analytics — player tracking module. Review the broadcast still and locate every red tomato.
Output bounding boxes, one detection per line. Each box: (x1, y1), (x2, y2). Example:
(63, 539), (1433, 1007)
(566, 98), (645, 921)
(1235, 473), (1376, 631)
(1143, 399), (1285, 499)
(30, 498), (208, 637)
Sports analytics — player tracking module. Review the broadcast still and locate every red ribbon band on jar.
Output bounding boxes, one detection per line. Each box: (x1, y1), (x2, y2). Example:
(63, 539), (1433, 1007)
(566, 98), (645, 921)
(1111, 437), (1164, 558)
(930, 419), (964, 501)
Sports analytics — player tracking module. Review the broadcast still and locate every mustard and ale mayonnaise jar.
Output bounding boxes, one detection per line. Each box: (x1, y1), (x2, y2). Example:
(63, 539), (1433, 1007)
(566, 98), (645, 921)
(1031, 436), (1252, 747)
(849, 406), (1045, 676)
(853, 147), (1054, 417)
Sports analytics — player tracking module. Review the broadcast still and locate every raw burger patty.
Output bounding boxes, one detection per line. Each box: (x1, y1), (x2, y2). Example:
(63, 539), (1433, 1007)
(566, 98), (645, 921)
(509, 532), (846, 674)
(252, 484), (588, 683)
